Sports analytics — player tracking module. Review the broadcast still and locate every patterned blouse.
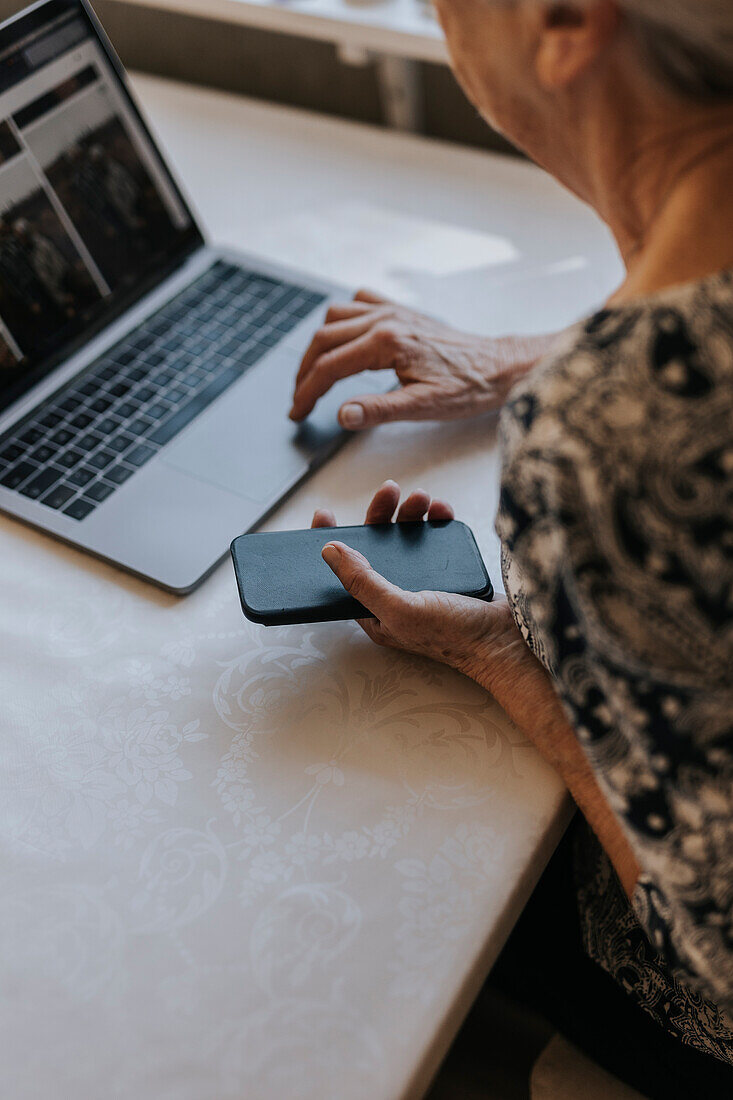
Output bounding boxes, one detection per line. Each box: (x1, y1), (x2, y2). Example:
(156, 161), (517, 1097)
(495, 270), (733, 1064)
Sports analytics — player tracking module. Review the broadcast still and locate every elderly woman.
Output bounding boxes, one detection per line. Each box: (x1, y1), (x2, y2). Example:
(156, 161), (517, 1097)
(290, 1), (733, 1096)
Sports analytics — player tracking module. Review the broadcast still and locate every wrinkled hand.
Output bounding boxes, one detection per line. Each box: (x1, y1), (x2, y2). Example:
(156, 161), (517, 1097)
(291, 289), (549, 429)
(311, 480), (519, 678)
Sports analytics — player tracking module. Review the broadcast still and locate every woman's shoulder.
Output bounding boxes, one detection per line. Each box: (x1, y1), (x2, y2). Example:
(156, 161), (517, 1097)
(501, 269), (733, 463)
(496, 271), (733, 683)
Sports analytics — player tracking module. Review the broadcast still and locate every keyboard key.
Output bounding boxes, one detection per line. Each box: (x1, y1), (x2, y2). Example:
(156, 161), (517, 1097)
(293, 297), (322, 318)
(19, 427), (44, 446)
(145, 402), (171, 420)
(232, 322), (259, 340)
(179, 371), (202, 389)
(19, 466), (62, 500)
(0, 444), (23, 464)
(125, 366), (147, 382)
(89, 397), (112, 414)
(249, 277), (278, 297)
(38, 411), (62, 430)
(1, 461), (36, 489)
(85, 480), (115, 503)
(126, 444), (156, 467)
(130, 332), (157, 354)
(274, 315), (300, 335)
(77, 433), (103, 451)
(108, 381), (131, 398)
(240, 345), (267, 367)
(272, 286), (300, 309)
(88, 449), (116, 470)
(167, 350), (196, 369)
(128, 417), (153, 436)
(135, 385), (156, 402)
(63, 498), (96, 521)
(149, 366), (241, 447)
(95, 418), (120, 436)
(106, 464), (135, 485)
(58, 449), (84, 469)
(69, 412), (94, 430)
(115, 348), (138, 366)
(181, 339), (207, 357)
(77, 381), (97, 397)
(115, 401), (139, 420)
(29, 444), (57, 464)
(58, 396), (80, 414)
(219, 338), (242, 357)
(153, 368), (175, 385)
(40, 484), (75, 510)
(67, 466), (95, 488)
(109, 433), (135, 454)
(50, 428), (74, 446)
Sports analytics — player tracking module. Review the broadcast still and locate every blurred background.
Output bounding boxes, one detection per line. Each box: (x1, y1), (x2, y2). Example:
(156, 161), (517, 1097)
(0, 0), (517, 152)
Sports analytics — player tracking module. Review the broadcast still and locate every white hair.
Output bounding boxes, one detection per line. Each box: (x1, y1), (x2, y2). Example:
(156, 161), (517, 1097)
(602, 1), (733, 99)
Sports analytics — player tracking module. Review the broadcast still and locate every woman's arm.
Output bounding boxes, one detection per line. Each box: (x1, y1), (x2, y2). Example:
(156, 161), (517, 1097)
(313, 480), (640, 898)
(458, 624), (641, 898)
(290, 289), (561, 427)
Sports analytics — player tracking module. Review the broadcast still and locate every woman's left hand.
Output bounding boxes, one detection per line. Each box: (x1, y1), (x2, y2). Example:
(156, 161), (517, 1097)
(315, 486), (643, 899)
(311, 480), (520, 683)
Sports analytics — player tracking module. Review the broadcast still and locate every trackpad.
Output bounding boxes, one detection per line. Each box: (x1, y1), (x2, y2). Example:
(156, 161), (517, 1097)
(160, 351), (345, 504)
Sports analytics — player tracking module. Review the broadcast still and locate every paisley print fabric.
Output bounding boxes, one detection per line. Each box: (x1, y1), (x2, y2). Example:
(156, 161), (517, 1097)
(495, 270), (733, 1064)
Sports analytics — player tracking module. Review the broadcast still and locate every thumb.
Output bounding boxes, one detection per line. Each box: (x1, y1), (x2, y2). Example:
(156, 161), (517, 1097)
(322, 542), (402, 619)
(338, 385), (433, 430)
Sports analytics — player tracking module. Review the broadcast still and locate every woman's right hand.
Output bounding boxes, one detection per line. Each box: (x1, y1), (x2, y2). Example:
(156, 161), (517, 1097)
(289, 289), (557, 430)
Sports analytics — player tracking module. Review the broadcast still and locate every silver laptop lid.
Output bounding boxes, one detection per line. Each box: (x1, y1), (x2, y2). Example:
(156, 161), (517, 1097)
(0, 0), (203, 417)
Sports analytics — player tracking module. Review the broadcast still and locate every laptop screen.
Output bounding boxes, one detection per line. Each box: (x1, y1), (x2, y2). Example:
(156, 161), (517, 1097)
(0, 0), (200, 409)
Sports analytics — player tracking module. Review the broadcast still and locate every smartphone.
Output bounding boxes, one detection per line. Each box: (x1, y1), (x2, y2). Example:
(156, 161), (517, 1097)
(230, 520), (493, 626)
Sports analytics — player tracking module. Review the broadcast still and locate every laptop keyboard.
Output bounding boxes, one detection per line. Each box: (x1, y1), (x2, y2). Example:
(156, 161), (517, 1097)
(0, 261), (325, 521)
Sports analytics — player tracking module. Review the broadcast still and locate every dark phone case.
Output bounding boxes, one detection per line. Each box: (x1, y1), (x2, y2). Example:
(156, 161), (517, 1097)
(230, 520), (493, 626)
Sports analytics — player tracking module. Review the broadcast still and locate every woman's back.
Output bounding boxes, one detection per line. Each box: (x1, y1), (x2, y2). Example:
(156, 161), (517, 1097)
(497, 268), (733, 1063)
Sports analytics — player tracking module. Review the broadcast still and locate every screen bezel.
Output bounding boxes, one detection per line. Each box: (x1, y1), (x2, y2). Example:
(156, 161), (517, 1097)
(0, 0), (205, 414)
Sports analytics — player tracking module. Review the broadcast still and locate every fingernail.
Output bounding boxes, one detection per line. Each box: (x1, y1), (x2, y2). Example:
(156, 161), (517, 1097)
(340, 403), (365, 429)
(322, 543), (342, 569)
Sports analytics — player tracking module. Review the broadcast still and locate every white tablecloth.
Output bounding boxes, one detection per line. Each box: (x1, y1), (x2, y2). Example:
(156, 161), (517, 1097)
(0, 77), (623, 1099)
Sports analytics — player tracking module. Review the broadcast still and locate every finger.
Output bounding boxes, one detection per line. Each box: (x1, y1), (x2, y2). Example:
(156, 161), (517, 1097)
(357, 617), (392, 647)
(427, 499), (454, 521)
(290, 331), (383, 421)
(338, 384), (435, 430)
(294, 314), (375, 396)
(354, 288), (388, 304)
(396, 490), (431, 522)
(323, 301), (375, 323)
(311, 508), (337, 528)
(365, 480), (401, 524)
(321, 541), (404, 620)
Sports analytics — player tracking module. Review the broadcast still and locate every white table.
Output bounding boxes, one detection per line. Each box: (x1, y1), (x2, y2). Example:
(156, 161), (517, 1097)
(0, 77), (623, 1100)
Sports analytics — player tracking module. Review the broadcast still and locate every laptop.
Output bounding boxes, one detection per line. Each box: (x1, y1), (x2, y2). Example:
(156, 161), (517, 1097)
(0, 0), (392, 592)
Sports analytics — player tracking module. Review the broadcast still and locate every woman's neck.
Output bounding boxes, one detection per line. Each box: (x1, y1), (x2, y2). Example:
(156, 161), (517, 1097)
(599, 112), (733, 305)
